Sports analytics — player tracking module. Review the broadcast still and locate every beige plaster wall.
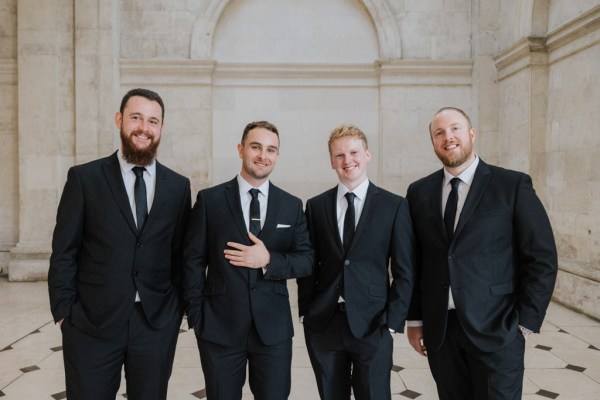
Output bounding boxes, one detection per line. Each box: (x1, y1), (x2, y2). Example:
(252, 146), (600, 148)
(0, 0), (18, 274)
(1, 0), (599, 320)
(548, 0), (600, 31)
(494, 1), (600, 318)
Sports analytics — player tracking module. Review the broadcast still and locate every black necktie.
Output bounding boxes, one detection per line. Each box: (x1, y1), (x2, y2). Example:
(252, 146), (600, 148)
(343, 192), (356, 254)
(132, 167), (147, 232)
(249, 188), (261, 236)
(444, 178), (461, 240)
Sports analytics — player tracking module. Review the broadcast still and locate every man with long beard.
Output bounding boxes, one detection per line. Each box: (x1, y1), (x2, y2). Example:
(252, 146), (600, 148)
(49, 88), (191, 400)
(406, 107), (557, 399)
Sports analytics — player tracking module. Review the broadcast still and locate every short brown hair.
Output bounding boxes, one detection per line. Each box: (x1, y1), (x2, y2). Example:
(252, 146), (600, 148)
(241, 121), (279, 144)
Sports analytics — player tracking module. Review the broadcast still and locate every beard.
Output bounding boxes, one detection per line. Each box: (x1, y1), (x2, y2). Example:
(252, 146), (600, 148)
(120, 129), (160, 166)
(435, 141), (473, 168)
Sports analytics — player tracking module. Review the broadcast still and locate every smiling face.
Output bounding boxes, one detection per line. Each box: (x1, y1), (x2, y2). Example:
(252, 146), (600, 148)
(329, 136), (371, 190)
(430, 108), (476, 174)
(115, 95), (163, 166)
(238, 127), (280, 187)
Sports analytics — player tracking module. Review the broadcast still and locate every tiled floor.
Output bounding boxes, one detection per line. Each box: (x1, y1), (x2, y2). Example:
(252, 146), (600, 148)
(1, 277), (599, 399)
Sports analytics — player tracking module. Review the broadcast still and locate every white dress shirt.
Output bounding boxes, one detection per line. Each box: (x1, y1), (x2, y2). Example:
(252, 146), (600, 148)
(407, 155), (479, 327)
(237, 175), (269, 232)
(336, 178), (369, 241)
(336, 178), (369, 302)
(117, 149), (157, 302)
(442, 155), (479, 310)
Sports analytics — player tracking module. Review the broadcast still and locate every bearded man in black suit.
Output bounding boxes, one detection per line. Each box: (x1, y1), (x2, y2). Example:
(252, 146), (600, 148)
(406, 107), (558, 400)
(49, 88), (191, 400)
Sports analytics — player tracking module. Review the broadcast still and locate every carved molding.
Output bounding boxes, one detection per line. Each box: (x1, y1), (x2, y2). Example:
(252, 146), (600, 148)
(494, 37), (548, 81)
(120, 59), (217, 86)
(190, 0), (402, 60)
(378, 60), (473, 86)
(495, 5), (600, 79)
(213, 62), (379, 87)
(546, 4), (600, 64)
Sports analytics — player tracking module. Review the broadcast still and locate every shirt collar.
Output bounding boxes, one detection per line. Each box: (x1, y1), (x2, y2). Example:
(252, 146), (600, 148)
(117, 149), (156, 177)
(443, 154), (479, 186)
(337, 178), (369, 201)
(237, 174), (270, 197)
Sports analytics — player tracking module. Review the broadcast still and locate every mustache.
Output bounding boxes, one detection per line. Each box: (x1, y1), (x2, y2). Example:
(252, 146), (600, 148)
(120, 129), (160, 166)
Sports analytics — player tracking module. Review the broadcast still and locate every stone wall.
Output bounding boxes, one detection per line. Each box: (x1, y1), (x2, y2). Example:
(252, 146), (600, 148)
(1, 0), (598, 319)
(0, 0), (17, 275)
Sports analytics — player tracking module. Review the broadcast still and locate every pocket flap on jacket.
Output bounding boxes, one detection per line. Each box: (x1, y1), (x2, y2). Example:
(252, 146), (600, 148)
(274, 284), (289, 297)
(368, 283), (387, 298)
(490, 282), (514, 296)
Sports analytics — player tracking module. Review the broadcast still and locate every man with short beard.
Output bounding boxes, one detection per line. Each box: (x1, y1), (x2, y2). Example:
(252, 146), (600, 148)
(49, 88), (191, 400)
(405, 107), (558, 400)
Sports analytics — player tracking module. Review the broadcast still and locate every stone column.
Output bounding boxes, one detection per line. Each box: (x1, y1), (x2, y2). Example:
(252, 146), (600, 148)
(8, 0), (75, 281)
(9, 0), (120, 281)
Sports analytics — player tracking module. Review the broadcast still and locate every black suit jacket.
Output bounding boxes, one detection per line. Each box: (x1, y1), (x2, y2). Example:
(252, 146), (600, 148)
(298, 182), (415, 339)
(49, 152), (191, 339)
(406, 159), (558, 352)
(183, 178), (313, 346)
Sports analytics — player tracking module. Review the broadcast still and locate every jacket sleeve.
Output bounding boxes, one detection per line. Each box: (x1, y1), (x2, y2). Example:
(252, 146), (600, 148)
(182, 190), (209, 331)
(386, 197), (417, 332)
(296, 199), (317, 317)
(48, 167), (85, 323)
(514, 174), (558, 332)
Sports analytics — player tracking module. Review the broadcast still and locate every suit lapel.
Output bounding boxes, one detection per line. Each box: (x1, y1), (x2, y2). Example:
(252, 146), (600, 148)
(144, 162), (167, 234)
(262, 183), (280, 238)
(225, 178), (250, 243)
(102, 152), (138, 235)
(350, 182), (378, 252)
(324, 188), (344, 254)
(454, 161), (491, 239)
(430, 170), (448, 241)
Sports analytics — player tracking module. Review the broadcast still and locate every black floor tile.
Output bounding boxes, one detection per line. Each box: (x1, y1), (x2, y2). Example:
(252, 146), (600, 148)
(536, 389), (559, 399)
(391, 364), (404, 372)
(51, 391), (67, 399)
(20, 365), (40, 373)
(565, 364), (586, 372)
(400, 389), (421, 399)
(192, 388), (206, 398)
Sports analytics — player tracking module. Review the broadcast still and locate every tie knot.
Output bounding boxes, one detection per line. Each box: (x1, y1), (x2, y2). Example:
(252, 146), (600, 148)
(345, 192), (355, 205)
(132, 166), (146, 178)
(450, 177), (461, 191)
(249, 188), (260, 199)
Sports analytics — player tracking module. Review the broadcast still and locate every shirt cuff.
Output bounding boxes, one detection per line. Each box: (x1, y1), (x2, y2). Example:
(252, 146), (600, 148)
(519, 325), (534, 336)
(406, 320), (423, 327)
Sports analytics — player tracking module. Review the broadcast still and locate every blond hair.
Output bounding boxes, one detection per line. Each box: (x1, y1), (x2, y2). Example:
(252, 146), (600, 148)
(328, 124), (369, 154)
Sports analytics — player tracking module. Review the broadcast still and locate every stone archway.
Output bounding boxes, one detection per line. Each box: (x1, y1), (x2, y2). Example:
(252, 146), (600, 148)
(189, 0), (401, 60)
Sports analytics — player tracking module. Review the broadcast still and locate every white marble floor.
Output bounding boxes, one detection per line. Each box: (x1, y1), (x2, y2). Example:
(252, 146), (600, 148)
(1, 277), (599, 399)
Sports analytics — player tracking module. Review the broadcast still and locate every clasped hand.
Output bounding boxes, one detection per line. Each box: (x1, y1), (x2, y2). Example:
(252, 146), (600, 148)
(224, 231), (270, 269)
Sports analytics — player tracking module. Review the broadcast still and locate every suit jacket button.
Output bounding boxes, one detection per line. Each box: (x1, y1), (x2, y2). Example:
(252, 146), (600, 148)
(442, 285), (448, 290)
(344, 260), (350, 266)
(250, 285), (255, 291)
(137, 242), (142, 248)
(135, 271), (140, 277)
